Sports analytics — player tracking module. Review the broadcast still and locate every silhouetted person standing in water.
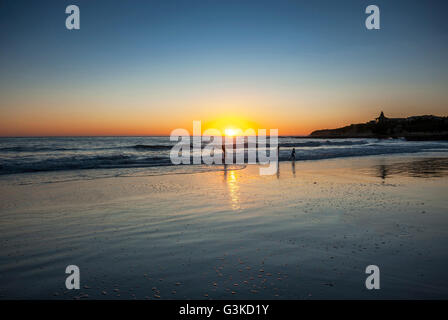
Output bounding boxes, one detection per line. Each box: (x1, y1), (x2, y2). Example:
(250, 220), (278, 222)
(222, 141), (226, 165)
(290, 148), (296, 161)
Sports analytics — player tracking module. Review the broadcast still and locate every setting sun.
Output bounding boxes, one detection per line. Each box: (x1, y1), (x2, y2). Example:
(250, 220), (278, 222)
(225, 128), (237, 136)
(203, 117), (260, 136)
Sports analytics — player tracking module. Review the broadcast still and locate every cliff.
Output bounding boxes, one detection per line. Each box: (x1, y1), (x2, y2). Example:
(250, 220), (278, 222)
(310, 113), (448, 140)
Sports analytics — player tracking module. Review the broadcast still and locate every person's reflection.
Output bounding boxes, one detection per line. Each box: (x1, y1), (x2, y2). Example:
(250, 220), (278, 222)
(291, 159), (296, 177)
(276, 160), (280, 179)
(378, 164), (389, 183)
(371, 158), (448, 181)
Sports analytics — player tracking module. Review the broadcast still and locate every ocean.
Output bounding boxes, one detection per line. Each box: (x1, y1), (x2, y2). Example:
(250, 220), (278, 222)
(1, 136), (448, 183)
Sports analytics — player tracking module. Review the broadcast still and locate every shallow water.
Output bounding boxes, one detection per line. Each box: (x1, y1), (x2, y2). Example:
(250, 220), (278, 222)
(1, 136), (447, 177)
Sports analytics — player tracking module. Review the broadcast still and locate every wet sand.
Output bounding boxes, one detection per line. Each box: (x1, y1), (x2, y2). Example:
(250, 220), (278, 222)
(1, 154), (448, 299)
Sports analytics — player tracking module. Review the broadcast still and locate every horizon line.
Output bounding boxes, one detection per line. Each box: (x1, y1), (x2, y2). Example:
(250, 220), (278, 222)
(0, 134), (312, 138)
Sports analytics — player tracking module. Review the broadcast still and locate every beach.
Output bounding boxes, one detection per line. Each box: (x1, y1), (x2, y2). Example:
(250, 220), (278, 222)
(1, 0), (448, 307)
(1, 154), (448, 299)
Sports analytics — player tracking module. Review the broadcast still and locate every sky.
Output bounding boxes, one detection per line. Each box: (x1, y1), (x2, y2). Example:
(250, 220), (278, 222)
(0, 0), (447, 136)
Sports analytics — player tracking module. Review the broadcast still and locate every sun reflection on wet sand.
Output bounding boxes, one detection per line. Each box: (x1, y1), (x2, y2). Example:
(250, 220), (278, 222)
(224, 166), (241, 211)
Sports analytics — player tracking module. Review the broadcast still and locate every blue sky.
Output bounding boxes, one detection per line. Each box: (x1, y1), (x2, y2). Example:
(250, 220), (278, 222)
(0, 0), (447, 135)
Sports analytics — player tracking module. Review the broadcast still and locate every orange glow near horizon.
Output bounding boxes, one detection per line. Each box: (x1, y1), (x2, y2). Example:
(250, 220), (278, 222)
(0, 115), (382, 137)
(1, 102), (444, 137)
(2, 74), (447, 137)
